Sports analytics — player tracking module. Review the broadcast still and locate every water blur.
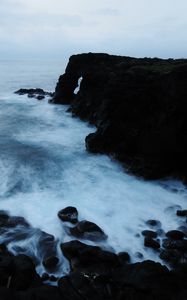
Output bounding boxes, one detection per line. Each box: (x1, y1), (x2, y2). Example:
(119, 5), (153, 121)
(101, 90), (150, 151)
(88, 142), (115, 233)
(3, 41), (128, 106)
(0, 60), (187, 277)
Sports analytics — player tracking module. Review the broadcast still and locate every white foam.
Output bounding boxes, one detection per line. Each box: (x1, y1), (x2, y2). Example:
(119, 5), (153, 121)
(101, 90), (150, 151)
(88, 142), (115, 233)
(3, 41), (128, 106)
(0, 94), (186, 270)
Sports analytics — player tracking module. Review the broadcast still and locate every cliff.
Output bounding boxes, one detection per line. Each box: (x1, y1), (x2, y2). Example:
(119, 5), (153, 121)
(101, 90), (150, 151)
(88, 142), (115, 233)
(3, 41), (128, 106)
(53, 53), (187, 179)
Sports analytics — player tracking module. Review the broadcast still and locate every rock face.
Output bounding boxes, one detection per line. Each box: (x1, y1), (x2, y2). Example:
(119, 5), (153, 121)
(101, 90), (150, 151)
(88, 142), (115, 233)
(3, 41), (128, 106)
(58, 206), (78, 224)
(52, 53), (187, 179)
(69, 220), (107, 241)
(15, 88), (54, 100)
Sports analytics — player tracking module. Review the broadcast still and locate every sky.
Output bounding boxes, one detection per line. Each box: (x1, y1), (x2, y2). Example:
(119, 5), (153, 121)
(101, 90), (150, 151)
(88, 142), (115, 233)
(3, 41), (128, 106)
(0, 0), (187, 60)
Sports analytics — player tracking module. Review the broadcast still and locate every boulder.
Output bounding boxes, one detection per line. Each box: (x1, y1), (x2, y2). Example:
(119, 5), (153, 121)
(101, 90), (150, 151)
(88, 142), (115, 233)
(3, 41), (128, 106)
(160, 249), (187, 266)
(69, 220), (107, 241)
(42, 256), (59, 271)
(38, 231), (57, 261)
(162, 239), (187, 250)
(146, 219), (162, 228)
(144, 237), (160, 249)
(166, 230), (185, 240)
(118, 252), (131, 264)
(177, 210), (187, 217)
(15, 88), (54, 100)
(142, 230), (157, 238)
(58, 206), (78, 224)
(60, 240), (119, 274)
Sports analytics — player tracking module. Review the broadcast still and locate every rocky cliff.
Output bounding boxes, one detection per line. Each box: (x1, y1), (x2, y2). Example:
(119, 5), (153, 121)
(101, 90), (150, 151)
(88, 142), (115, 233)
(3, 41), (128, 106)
(53, 53), (187, 179)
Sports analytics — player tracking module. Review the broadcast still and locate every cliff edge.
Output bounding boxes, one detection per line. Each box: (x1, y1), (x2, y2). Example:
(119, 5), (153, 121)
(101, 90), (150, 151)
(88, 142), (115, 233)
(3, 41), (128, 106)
(53, 53), (187, 179)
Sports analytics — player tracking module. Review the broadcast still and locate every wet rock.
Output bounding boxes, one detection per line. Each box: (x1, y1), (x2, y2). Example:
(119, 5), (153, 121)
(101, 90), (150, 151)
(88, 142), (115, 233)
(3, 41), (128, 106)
(0, 244), (10, 256)
(58, 260), (187, 300)
(146, 219), (161, 228)
(0, 256), (14, 286)
(42, 256), (59, 270)
(135, 252), (144, 259)
(15, 88), (44, 95)
(61, 240), (119, 274)
(15, 88), (53, 98)
(177, 210), (187, 217)
(0, 211), (9, 227)
(10, 254), (41, 290)
(19, 286), (62, 300)
(7, 216), (30, 228)
(58, 273), (92, 300)
(58, 206), (78, 224)
(166, 230), (185, 240)
(28, 94), (35, 98)
(36, 95), (45, 100)
(69, 220), (107, 241)
(38, 231), (57, 260)
(0, 212), (29, 229)
(50, 275), (58, 282)
(0, 288), (20, 300)
(142, 230), (157, 238)
(160, 249), (187, 266)
(144, 237), (160, 249)
(41, 273), (50, 281)
(0, 254), (41, 291)
(162, 239), (187, 250)
(118, 252), (131, 264)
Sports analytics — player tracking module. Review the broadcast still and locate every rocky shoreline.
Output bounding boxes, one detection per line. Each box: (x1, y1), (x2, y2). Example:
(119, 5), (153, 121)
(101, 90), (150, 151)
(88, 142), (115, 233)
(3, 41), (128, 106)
(52, 53), (187, 180)
(0, 206), (187, 299)
(8, 53), (187, 299)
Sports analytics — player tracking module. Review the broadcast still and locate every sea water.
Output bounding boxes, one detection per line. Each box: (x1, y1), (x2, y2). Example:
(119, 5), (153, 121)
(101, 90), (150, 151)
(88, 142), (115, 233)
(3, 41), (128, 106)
(0, 59), (186, 276)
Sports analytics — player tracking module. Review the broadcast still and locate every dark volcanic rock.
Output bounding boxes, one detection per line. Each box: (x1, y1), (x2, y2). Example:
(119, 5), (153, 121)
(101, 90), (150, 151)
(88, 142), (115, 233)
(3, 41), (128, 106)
(52, 53), (187, 179)
(42, 256), (59, 271)
(0, 253), (41, 290)
(162, 239), (187, 250)
(160, 249), (187, 266)
(144, 237), (160, 249)
(166, 230), (185, 240)
(118, 252), (131, 264)
(0, 211), (30, 229)
(57, 260), (187, 300)
(146, 219), (162, 228)
(36, 95), (45, 100)
(177, 210), (187, 217)
(19, 286), (62, 300)
(41, 273), (50, 281)
(142, 230), (158, 238)
(61, 240), (119, 273)
(15, 88), (54, 100)
(38, 231), (57, 261)
(58, 206), (78, 224)
(10, 254), (41, 290)
(69, 220), (107, 241)
(0, 241), (187, 299)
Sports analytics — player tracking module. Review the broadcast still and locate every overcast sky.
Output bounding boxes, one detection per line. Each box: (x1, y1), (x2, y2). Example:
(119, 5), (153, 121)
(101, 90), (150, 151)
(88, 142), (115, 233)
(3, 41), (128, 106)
(0, 0), (187, 59)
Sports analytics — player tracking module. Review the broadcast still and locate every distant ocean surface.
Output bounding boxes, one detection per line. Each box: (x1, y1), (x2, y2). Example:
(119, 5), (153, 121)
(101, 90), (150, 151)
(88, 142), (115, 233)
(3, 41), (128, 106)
(0, 59), (186, 277)
(0, 59), (66, 95)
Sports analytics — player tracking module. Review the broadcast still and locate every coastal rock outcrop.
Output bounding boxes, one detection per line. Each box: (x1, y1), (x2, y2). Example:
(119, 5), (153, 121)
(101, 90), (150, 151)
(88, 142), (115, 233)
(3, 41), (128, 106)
(15, 88), (54, 100)
(53, 53), (187, 179)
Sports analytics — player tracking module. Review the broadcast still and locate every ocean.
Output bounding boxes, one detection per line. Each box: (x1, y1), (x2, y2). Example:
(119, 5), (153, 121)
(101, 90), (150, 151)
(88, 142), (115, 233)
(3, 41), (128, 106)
(0, 59), (186, 277)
